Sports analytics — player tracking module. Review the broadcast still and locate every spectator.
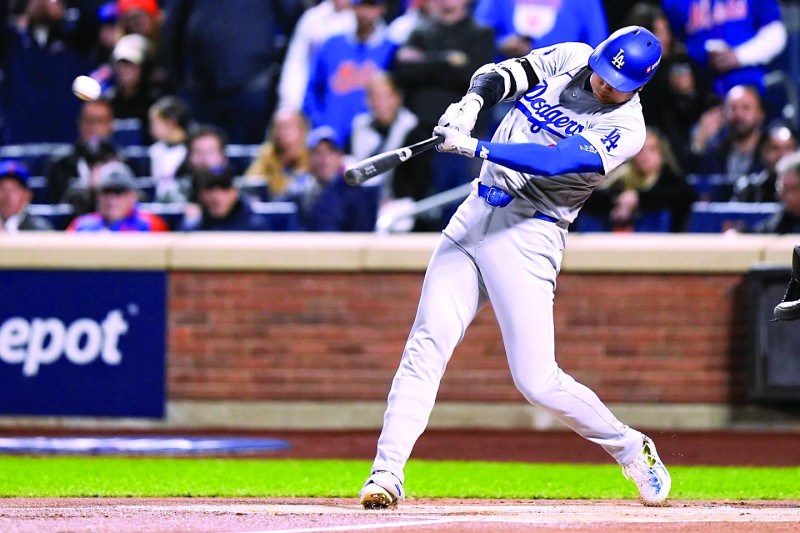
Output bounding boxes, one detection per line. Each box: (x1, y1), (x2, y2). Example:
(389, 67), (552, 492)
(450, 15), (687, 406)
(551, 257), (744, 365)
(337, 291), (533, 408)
(276, 0), (356, 113)
(386, 0), (439, 45)
(3, 0), (97, 143)
(67, 161), (168, 232)
(0, 161), (53, 233)
(91, 1), (123, 66)
(350, 72), (420, 199)
(118, 0), (161, 44)
(59, 138), (121, 219)
(104, 33), (167, 143)
(285, 126), (378, 231)
(733, 122), (798, 203)
(44, 99), (119, 204)
(753, 152), (800, 234)
(690, 85), (765, 187)
(581, 127), (697, 232)
(180, 167), (273, 231)
(662, 0), (787, 97)
(625, 2), (717, 162)
(148, 96), (192, 202)
(473, 0), (607, 60)
(392, 0), (494, 197)
(304, 0), (396, 141)
(162, 0), (303, 143)
(245, 109), (310, 198)
(166, 124), (230, 204)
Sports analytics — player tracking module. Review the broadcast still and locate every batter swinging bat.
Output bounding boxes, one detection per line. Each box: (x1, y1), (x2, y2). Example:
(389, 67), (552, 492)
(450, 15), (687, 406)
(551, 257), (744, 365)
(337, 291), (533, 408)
(344, 134), (444, 186)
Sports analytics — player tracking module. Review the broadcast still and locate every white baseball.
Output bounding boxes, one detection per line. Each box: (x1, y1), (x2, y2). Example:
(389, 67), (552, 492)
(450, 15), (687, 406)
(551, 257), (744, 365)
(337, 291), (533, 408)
(72, 75), (102, 101)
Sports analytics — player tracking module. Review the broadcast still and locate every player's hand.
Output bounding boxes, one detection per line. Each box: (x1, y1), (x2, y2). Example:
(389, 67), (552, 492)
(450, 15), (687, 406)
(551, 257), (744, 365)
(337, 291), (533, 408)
(437, 94), (483, 135)
(433, 126), (478, 158)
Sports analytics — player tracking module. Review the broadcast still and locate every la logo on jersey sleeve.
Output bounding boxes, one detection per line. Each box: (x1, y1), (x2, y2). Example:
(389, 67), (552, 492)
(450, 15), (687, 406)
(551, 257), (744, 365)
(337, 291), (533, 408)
(601, 128), (621, 152)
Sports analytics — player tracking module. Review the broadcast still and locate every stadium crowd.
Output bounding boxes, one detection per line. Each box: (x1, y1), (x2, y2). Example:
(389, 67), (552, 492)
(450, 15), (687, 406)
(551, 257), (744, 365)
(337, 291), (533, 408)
(1, 0), (800, 234)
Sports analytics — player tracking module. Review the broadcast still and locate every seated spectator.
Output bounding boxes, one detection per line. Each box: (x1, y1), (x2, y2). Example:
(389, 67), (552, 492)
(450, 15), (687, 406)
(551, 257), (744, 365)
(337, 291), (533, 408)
(304, 0), (396, 140)
(662, 0), (786, 97)
(180, 167), (273, 232)
(582, 128), (697, 232)
(165, 124), (230, 204)
(67, 161), (168, 232)
(245, 109), (310, 198)
(0, 161), (53, 233)
(91, 1), (123, 66)
(753, 152), (800, 234)
(733, 122), (799, 203)
(148, 96), (191, 201)
(350, 72), (420, 199)
(59, 139), (121, 219)
(285, 126), (378, 231)
(104, 33), (167, 143)
(118, 0), (162, 45)
(689, 85), (766, 190)
(45, 99), (119, 203)
(386, 0), (439, 45)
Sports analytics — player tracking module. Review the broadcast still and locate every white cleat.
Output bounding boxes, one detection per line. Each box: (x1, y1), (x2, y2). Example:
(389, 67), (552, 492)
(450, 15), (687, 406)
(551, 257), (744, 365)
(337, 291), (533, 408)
(359, 471), (405, 509)
(622, 436), (671, 506)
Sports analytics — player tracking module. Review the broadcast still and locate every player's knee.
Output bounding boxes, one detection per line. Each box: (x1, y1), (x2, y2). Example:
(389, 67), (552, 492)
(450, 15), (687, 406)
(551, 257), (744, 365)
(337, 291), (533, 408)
(512, 373), (559, 405)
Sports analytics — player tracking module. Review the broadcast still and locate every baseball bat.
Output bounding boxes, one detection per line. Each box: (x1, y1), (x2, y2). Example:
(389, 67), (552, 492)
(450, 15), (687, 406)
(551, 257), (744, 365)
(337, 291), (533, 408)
(344, 134), (444, 186)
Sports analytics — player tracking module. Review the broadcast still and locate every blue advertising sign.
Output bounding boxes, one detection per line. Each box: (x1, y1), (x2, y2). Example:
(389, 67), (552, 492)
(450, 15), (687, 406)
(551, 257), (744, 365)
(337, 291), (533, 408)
(0, 270), (166, 417)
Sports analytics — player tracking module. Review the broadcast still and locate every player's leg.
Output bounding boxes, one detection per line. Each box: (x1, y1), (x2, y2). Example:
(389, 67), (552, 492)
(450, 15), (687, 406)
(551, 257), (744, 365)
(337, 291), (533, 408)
(362, 232), (488, 507)
(478, 215), (670, 504)
(775, 244), (800, 321)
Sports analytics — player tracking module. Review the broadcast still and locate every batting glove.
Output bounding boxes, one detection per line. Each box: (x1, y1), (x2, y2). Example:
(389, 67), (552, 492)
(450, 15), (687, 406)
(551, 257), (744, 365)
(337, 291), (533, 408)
(433, 126), (478, 158)
(437, 93), (483, 135)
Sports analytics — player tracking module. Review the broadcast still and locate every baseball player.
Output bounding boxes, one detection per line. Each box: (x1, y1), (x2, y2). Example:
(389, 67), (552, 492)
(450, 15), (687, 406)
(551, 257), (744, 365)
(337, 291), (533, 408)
(359, 26), (671, 508)
(774, 244), (800, 321)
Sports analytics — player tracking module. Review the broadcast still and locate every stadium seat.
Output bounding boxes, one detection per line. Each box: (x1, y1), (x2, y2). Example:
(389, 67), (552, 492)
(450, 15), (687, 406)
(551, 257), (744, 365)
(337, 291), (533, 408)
(251, 201), (300, 231)
(688, 201), (780, 232)
(26, 176), (50, 204)
(27, 203), (74, 231)
(235, 175), (270, 202)
(0, 143), (71, 175)
(571, 209), (672, 233)
(113, 118), (144, 146)
(139, 202), (186, 231)
(687, 174), (735, 202)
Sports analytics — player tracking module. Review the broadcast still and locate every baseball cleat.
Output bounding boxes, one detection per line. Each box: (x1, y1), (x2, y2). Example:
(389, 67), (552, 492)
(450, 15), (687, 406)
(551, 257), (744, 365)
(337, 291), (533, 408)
(774, 278), (800, 321)
(359, 471), (404, 509)
(622, 436), (671, 506)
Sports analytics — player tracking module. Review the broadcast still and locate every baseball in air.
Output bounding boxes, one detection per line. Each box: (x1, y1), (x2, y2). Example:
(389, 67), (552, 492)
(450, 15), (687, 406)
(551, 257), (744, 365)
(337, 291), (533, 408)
(72, 76), (101, 101)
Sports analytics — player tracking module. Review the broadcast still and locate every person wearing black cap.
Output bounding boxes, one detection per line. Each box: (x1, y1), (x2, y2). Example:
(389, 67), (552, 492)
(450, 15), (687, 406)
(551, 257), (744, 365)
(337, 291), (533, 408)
(180, 167), (273, 232)
(284, 126), (378, 231)
(0, 161), (53, 233)
(67, 161), (168, 232)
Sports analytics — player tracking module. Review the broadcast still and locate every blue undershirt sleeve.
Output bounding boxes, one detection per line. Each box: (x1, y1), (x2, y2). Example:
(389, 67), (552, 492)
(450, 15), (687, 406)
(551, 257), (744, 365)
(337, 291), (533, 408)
(475, 134), (605, 176)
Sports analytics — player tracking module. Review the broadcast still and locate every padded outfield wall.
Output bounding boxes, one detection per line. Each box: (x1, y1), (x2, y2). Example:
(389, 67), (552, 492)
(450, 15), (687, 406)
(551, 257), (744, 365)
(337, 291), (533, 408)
(0, 233), (797, 430)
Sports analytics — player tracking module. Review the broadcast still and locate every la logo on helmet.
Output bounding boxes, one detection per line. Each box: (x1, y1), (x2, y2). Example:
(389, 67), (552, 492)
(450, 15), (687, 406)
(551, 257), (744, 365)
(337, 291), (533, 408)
(611, 49), (625, 69)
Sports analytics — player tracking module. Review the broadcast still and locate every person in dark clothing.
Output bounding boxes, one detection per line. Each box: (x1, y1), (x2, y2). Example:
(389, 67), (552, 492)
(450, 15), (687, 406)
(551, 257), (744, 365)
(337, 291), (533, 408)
(181, 167), (272, 232)
(732, 121), (798, 203)
(2, 0), (98, 143)
(285, 126), (378, 231)
(753, 151), (800, 234)
(625, 3), (717, 163)
(162, 0), (304, 143)
(44, 99), (121, 204)
(391, 0), (494, 208)
(581, 127), (697, 232)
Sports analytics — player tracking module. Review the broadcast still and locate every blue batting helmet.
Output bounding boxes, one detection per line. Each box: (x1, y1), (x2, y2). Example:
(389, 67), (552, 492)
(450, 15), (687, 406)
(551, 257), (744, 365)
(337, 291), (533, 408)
(588, 26), (662, 93)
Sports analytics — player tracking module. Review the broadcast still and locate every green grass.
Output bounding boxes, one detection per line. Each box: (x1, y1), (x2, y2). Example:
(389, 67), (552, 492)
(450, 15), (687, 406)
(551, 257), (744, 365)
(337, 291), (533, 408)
(1, 457), (798, 499)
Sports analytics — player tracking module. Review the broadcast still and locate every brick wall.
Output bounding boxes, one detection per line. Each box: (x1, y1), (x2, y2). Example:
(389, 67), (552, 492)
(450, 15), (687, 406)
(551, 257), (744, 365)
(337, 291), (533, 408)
(168, 271), (748, 404)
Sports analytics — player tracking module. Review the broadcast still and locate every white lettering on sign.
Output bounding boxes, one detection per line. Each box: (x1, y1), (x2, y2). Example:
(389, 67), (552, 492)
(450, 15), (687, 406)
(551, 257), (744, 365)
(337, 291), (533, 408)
(0, 310), (129, 377)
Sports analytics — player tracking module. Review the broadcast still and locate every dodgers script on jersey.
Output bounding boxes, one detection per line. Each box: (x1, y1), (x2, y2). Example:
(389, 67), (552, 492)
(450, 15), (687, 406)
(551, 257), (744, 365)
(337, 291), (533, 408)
(481, 42), (647, 224)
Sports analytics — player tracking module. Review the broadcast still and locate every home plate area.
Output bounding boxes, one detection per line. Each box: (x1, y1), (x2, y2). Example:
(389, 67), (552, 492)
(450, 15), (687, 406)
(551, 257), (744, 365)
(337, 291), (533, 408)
(2, 499), (800, 533)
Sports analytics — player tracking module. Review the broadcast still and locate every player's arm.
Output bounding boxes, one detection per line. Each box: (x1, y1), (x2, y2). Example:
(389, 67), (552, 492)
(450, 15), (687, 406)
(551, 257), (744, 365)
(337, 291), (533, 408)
(433, 126), (603, 177)
(437, 56), (541, 134)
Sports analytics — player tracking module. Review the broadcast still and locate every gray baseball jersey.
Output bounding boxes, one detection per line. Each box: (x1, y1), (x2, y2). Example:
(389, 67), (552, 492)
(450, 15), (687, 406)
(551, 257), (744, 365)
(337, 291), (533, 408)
(481, 42), (647, 224)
